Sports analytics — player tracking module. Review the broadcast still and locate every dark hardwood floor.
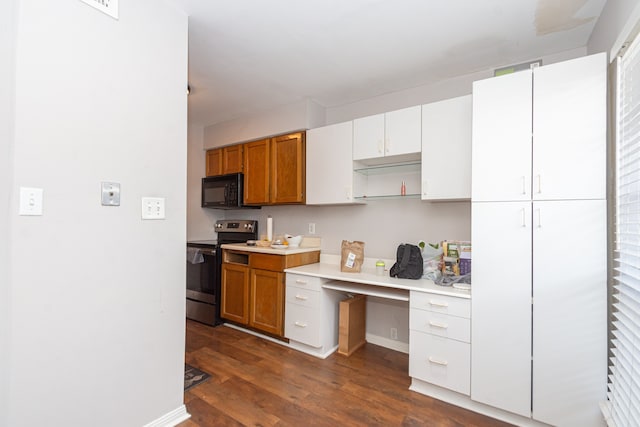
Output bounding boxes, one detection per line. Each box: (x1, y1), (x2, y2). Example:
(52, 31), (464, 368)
(180, 320), (512, 427)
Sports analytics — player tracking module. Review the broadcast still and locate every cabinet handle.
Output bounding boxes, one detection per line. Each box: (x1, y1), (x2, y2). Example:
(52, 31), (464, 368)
(422, 180), (427, 196)
(295, 294), (308, 301)
(428, 300), (448, 308)
(294, 321), (307, 328)
(378, 140), (384, 155)
(428, 356), (448, 366)
(295, 279), (308, 285)
(428, 321), (448, 329)
(385, 137), (390, 153)
(536, 208), (542, 228)
(521, 176), (526, 195)
(521, 208), (527, 228)
(536, 174), (542, 194)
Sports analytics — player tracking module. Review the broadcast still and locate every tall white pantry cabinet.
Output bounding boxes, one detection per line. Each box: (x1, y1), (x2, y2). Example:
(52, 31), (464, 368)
(471, 53), (607, 427)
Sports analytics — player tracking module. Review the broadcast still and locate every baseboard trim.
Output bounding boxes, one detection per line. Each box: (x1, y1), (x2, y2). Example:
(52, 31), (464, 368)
(143, 404), (190, 427)
(366, 333), (409, 354)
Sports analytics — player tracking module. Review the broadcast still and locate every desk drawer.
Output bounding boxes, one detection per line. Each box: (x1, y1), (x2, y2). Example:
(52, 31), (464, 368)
(409, 330), (470, 395)
(286, 273), (322, 292)
(410, 309), (470, 343)
(286, 286), (320, 309)
(410, 291), (470, 318)
(285, 303), (321, 347)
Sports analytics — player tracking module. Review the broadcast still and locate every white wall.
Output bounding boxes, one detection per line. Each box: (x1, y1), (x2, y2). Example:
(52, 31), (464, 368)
(326, 47), (586, 124)
(203, 99), (326, 149)
(0, 0), (17, 424)
(187, 125), (222, 239)
(8, 1), (188, 426)
(588, 0), (640, 55)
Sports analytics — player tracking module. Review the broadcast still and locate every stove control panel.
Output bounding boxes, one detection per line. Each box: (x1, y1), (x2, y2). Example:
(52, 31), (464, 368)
(215, 220), (258, 234)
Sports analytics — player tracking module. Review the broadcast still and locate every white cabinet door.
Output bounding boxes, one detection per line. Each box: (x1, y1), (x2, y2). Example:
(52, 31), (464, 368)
(422, 95), (472, 200)
(353, 113), (384, 160)
(532, 200), (607, 427)
(385, 105), (421, 157)
(472, 70), (533, 202)
(471, 201), (532, 417)
(353, 106), (421, 161)
(533, 53), (606, 201)
(306, 121), (357, 204)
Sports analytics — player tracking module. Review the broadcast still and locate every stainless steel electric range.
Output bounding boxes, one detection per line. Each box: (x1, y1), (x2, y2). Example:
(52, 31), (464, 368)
(186, 220), (258, 325)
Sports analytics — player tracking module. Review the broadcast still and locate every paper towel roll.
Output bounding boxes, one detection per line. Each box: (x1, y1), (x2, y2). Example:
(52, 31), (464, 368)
(267, 216), (273, 242)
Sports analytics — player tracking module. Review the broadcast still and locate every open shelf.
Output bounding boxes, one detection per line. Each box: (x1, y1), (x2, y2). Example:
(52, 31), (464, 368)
(354, 161), (421, 176)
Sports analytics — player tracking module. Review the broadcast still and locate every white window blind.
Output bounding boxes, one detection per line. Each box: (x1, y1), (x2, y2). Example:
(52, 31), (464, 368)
(609, 32), (640, 427)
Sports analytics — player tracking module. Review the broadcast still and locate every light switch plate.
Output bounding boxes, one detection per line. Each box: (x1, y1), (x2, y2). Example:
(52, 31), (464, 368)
(101, 182), (120, 206)
(141, 197), (165, 220)
(19, 187), (43, 216)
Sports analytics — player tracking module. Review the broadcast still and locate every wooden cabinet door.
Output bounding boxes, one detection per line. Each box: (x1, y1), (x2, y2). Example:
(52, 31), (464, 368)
(471, 201), (532, 417)
(472, 70), (533, 202)
(222, 144), (244, 174)
(306, 122), (355, 204)
(270, 132), (305, 204)
(353, 113), (385, 160)
(243, 139), (270, 205)
(249, 269), (284, 336)
(221, 263), (250, 324)
(205, 148), (222, 177)
(531, 200), (607, 426)
(384, 105), (421, 157)
(532, 53), (606, 201)
(422, 95), (472, 200)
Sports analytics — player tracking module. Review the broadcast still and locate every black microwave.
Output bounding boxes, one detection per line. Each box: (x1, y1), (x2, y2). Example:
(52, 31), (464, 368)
(201, 173), (258, 210)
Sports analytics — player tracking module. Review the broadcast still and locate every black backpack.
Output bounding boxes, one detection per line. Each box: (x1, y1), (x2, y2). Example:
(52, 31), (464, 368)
(390, 244), (423, 280)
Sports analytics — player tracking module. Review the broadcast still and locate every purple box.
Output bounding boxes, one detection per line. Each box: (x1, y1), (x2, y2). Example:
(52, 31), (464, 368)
(460, 258), (471, 275)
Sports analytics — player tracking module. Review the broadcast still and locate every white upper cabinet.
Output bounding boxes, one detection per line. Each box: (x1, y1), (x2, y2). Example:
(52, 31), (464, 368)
(472, 53), (606, 203)
(422, 95), (472, 200)
(306, 121), (361, 205)
(533, 54), (606, 200)
(472, 70), (533, 202)
(353, 105), (421, 162)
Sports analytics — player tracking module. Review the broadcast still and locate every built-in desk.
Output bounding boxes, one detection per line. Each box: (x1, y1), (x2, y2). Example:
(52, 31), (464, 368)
(283, 261), (541, 427)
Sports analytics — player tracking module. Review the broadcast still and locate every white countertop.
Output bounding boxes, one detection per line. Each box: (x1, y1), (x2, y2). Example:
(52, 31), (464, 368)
(220, 243), (321, 255)
(285, 262), (470, 299)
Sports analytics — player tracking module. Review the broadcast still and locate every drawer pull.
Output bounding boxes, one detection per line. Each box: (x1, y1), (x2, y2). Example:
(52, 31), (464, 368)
(295, 294), (308, 301)
(294, 321), (307, 328)
(428, 300), (449, 308)
(295, 279), (308, 285)
(428, 321), (448, 329)
(428, 357), (448, 366)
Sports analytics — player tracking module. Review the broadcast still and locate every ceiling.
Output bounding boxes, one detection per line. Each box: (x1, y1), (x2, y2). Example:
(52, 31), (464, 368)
(174, 0), (608, 127)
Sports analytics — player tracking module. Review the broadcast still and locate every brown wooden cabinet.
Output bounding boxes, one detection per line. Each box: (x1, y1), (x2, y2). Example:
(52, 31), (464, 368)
(206, 148), (222, 177)
(221, 263), (250, 324)
(249, 268), (284, 335)
(270, 132), (306, 204)
(221, 248), (320, 338)
(243, 139), (271, 204)
(243, 132), (306, 205)
(206, 145), (244, 177)
(222, 144), (243, 174)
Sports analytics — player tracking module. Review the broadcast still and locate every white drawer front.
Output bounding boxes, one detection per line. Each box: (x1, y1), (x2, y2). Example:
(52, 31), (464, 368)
(286, 286), (320, 309)
(410, 309), (470, 343)
(409, 331), (470, 395)
(410, 291), (470, 318)
(285, 303), (321, 347)
(286, 273), (322, 292)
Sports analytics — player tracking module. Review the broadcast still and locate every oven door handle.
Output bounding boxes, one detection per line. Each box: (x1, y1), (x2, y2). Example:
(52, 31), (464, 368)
(187, 247), (217, 256)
